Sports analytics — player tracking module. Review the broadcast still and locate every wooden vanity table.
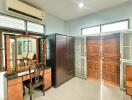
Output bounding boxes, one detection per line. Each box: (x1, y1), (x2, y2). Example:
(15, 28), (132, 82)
(6, 67), (51, 100)
(4, 34), (51, 100)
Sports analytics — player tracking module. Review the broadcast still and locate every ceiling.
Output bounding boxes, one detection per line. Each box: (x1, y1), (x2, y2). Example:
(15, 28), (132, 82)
(22, 0), (130, 21)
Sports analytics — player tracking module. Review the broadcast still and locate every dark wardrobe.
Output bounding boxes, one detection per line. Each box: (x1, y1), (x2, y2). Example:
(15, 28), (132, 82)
(47, 33), (75, 87)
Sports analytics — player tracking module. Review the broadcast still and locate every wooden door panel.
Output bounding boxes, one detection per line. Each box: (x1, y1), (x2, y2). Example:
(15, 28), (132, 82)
(66, 36), (74, 80)
(87, 36), (101, 80)
(102, 46), (119, 57)
(87, 39), (100, 46)
(102, 34), (120, 86)
(87, 46), (100, 53)
(56, 37), (66, 86)
(87, 56), (100, 62)
(102, 62), (118, 74)
(102, 35), (120, 46)
(88, 70), (100, 79)
(103, 57), (119, 63)
(87, 46), (100, 57)
(88, 62), (100, 71)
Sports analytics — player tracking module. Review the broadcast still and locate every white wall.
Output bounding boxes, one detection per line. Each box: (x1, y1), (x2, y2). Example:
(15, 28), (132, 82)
(44, 14), (66, 35)
(0, 72), (7, 100)
(66, 1), (132, 36)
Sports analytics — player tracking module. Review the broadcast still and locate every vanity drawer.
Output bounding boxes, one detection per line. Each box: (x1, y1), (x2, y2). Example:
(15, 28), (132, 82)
(8, 77), (22, 86)
(43, 68), (52, 90)
(44, 68), (51, 74)
(23, 75), (30, 81)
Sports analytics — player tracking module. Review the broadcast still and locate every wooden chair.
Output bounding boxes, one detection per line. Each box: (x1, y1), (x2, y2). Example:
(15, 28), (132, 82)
(126, 65), (132, 98)
(23, 64), (45, 100)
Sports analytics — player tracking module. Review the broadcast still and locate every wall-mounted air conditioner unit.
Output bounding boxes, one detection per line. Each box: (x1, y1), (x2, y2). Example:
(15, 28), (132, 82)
(5, 0), (44, 20)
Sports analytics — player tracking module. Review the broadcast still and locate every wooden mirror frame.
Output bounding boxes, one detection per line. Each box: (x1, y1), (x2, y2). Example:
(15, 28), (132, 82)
(5, 33), (46, 74)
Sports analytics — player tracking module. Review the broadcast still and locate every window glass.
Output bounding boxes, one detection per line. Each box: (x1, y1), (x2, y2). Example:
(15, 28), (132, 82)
(101, 21), (128, 33)
(0, 14), (25, 30)
(27, 22), (44, 34)
(82, 26), (100, 36)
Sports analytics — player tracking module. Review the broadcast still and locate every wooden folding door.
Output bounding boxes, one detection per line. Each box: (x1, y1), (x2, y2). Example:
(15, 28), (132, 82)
(102, 34), (120, 86)
(87, 36), (101, 80)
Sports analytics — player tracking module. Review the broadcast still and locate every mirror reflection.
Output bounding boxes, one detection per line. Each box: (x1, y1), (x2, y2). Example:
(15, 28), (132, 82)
(16, 37), (37, 68)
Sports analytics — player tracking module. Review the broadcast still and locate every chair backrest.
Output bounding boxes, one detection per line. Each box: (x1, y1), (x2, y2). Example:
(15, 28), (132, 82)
(22, 52), (28, 58)
(126, 65), (132, 82)
(27, 52), (35, 60)
(29, 64), (44, 84)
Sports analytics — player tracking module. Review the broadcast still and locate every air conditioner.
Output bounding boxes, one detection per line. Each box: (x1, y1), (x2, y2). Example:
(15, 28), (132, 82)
(5, 0), (44, 20)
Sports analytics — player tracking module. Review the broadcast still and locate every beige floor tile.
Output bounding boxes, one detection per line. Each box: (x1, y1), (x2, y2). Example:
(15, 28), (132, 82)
(24, 77), (131, 100)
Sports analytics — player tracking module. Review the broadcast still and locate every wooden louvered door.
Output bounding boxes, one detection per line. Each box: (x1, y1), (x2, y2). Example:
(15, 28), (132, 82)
(102, 34), (120, 86)
(87, 36), (101, 80)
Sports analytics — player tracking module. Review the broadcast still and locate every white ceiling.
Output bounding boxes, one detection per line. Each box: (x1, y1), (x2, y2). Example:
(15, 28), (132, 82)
(22, 0), (130, 21)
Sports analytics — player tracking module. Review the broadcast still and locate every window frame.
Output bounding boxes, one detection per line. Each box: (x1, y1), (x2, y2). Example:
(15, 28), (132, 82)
(0, 13), (46, 35)
(81, 19), (129, 36)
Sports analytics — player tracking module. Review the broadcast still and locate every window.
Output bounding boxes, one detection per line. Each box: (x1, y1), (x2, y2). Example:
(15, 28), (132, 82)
(101, 20), (128, 33)
(0, 14), (25, 30)
(82, 26), (100, 36)
(0, 14), (45, 34)
(27, 22), (44, 34)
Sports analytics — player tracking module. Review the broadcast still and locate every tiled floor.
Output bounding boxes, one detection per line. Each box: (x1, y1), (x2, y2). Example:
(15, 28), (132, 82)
(24, 77), (131, 100)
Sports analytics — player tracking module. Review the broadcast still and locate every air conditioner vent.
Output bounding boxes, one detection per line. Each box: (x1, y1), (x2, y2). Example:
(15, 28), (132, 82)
(6, 0), (44, 21)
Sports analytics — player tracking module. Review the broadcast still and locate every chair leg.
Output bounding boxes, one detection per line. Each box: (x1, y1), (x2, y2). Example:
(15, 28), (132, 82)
(41, 86), (45, 96)
(29, 86), (32, 100)
(29, 89), (32, 100)
(23, 85), (25, 96)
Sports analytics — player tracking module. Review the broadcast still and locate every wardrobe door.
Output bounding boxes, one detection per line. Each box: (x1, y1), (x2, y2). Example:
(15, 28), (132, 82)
(56, 35), (67, 86)
(102, 33), (120, 86)
(87, 36), (101, 80)
(66, 36), (74, 80)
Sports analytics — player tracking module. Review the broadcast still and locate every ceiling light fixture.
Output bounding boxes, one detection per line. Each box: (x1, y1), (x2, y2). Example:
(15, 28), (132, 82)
(79, 2), (84, 8)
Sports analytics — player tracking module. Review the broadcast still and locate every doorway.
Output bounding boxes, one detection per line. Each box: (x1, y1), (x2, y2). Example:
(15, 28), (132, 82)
(87, 33), (120, 86)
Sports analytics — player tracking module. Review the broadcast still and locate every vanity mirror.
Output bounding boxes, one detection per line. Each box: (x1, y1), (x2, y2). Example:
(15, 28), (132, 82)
(16, 35), (38, 72)
(4, 33), (45, 74)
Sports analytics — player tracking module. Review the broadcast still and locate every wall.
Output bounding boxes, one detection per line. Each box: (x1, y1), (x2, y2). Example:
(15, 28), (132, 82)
(44, 14), (66, 35)
(66, 1), (132, 36)
(0, 72), (7, 100)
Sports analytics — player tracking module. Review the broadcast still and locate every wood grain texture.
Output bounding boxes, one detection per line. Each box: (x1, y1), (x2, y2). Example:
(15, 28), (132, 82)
(48, 34), (74, 87)
(102, 34), (120, 86)
(44, 68), (52, 90)
(6, 35), (11, 74)
(7, 68), (52, 100)
(8, 77), (23, 100)
(126, 65), (132, 95)
(87, 36), (101, 80)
